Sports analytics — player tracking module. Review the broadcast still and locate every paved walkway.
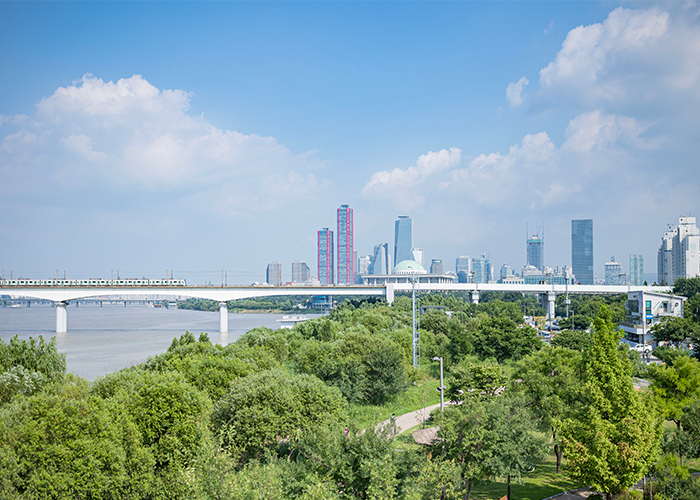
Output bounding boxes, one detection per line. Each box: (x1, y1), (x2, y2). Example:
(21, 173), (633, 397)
(377, 402), (455, 436)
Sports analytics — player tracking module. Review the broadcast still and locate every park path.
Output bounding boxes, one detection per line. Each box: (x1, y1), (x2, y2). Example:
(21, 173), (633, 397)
(377, 402), (455, 436)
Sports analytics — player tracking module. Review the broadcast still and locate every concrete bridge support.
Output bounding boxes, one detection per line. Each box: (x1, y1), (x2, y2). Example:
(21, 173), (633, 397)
(55, 301), (68, 333)
(470, 291), (480, 305)
(219, 301), (228, 333)
(540, 292), (556, 320)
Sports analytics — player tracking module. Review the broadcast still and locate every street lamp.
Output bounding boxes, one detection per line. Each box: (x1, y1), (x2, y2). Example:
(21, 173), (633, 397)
(432, 356), (445, 412)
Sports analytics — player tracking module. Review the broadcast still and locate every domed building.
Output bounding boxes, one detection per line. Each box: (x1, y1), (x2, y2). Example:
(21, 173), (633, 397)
(392, 259), (427, 275)
(362, 259), (455, 285)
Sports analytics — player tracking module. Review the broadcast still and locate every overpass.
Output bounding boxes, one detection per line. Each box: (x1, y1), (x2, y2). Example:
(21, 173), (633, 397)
(1, 283), (670, 333)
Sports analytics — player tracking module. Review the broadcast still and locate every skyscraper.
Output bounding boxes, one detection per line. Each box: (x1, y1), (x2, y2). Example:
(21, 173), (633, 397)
(673, 216), (700, 282)
(527, 235), (544, 271)
(430, 259), (444, 274)
(394, 216), (413, 265)
(337, 205), (353, 284)
(455, 256), (471, 274)
(657, 216), (700, 284)
(572, 219), (594, 285)
(604, 257), (623, 285)
(318, 228), (334, 284)
(658, 224), (676, 285)
(472, 253), (491, 284)
(371, 243), (389, 275)
(411, 248), (424, 267)
(630, 254), (644, 286)
(266, 262), (282, 286)
(292, 261), (310, 284)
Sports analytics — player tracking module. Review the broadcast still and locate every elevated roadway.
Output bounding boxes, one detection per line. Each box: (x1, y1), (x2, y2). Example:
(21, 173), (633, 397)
(1, 283), (670, 333)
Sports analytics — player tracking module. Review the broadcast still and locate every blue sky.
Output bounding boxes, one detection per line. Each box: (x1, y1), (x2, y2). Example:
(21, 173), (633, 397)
(1, 1), (698, 284)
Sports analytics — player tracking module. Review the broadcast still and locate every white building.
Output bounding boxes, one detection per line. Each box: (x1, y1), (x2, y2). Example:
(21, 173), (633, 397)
(361, 259), (456, 285)
(411, 248), (424, 267)
(621, 290), (686, 344)
(658, 216), (700, 284)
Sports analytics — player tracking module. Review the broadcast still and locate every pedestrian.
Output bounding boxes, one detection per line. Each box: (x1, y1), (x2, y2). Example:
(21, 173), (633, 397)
(345, 426), (349, 436)
(390, 413), (396, 436)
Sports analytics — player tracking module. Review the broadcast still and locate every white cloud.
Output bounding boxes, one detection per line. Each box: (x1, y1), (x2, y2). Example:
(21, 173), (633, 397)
(563, 110), (657, 153)
(361, 147), (461, 210)
(506, 77), (529, 108)
(0, 74), (327, 212)
(538, 6), (700, 110)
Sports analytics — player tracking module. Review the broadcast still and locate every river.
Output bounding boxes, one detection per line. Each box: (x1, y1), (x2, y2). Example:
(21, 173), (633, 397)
(0, 303), (319, 380)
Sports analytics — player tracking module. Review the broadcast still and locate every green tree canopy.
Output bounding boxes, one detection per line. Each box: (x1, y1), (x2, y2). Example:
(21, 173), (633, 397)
(648, 354), (700, 429)
(0, 335), (66, 405)
(472, 317), (541, 363)
(550, 329), (593, 351)
(211, 369), (347, 461)
(559, 305), (661, 499)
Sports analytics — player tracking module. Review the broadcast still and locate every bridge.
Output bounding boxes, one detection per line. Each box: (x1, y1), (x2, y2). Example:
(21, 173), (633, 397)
(1, 283), (670, 333)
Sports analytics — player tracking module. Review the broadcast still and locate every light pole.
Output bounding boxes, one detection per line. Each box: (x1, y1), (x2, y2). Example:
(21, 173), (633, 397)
(432, 356), (444, 412)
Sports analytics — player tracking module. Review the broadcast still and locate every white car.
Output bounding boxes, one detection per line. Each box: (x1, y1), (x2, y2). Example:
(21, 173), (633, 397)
(630, 343), (652, 354)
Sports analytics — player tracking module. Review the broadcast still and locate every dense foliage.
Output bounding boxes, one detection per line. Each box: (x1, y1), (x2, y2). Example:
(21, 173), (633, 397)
(4, 291), (700, 498)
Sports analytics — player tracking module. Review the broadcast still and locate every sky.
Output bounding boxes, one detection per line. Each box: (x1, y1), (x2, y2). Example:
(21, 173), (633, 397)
(1, 1), (699, 284)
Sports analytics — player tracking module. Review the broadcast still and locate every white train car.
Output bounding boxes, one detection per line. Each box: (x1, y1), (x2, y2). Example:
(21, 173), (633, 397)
(0, 278), (187, 287)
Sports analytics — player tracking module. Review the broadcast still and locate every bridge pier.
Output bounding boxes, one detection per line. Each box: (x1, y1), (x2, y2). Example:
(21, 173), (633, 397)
(55, 301), (68, 333)
(471, 291), (480, 305)
(219, 301), (228, 333)
(539, 292), (557, 320)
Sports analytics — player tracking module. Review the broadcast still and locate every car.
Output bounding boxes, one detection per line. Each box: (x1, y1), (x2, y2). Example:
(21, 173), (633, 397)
(630, 343), (652, 354)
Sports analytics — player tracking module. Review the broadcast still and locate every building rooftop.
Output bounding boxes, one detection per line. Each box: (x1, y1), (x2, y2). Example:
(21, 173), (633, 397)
(393, 260), (427, 274)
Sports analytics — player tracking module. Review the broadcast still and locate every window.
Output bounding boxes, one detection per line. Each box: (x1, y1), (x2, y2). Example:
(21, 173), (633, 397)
(645, 300), (652, 316)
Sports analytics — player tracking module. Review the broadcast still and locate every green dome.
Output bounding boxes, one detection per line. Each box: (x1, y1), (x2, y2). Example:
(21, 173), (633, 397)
(392, 260), (427, 274)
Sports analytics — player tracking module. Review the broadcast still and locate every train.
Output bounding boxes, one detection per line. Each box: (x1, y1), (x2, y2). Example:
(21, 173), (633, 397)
(0, 278), (187, 287)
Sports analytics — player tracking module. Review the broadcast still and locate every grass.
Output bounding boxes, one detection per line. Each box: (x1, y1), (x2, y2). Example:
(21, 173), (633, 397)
(348, 379), (440, 429)
(467, 455), (584, 500)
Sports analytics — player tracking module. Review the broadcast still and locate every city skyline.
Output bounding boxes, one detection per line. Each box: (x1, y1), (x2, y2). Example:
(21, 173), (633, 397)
(2, 2), (699, 284)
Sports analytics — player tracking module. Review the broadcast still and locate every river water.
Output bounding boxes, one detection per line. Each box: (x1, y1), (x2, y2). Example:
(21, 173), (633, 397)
(0, 304), (318, 380)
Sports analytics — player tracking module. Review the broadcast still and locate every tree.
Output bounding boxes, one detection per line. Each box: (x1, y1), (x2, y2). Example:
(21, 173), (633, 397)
(0, 335), (66, 405)
(559, 305), (661, 499)
(431, 396), (545, 500)
(446, 358), (507, 401)
(472, 317), (541, 363)
(685, 294), (700, 324)
(651, 317), (698, 347)
(673, 277), (700, 299)
(0, 375), (156, 499)
(211, 369), (347, 461)
(550, 329), (593, 351)
(648, 355), (700, 429)
(512, 347), (583, 473)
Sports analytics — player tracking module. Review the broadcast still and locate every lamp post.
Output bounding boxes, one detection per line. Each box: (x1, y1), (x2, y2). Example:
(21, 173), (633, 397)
(432, 356), (444, 412)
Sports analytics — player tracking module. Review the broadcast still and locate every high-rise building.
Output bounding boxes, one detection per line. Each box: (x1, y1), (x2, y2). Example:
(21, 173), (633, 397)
(455, 256), (471, 275)
(411, 248), (424, 267)
(358, 255), (371, 275)
(673, 216), (700, 282)
(605, 257), (623, 285)
(318, 228), (334, 284)
(430, 259), (444, 274)
(371, 243), (389, 275)
(500, 264), (514, 280)
(337, 205), (353, 284)
(658, 224), (676, 285)
(472, 255), (490, 284)
(630, 254), (644, 286)
(572, 219), (594, 285)
(657, 216), (700, 284)
(394, 216), (413, 265)
(527, 235), (544, 271)
(292, 261), (310, 284)
(266, 262), (282, 286)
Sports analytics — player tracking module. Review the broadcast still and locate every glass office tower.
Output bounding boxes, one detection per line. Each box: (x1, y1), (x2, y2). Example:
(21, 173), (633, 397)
(394, 216), (413, 266)
(572, 219), (594, 285)
(527, 235), (544, 270)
